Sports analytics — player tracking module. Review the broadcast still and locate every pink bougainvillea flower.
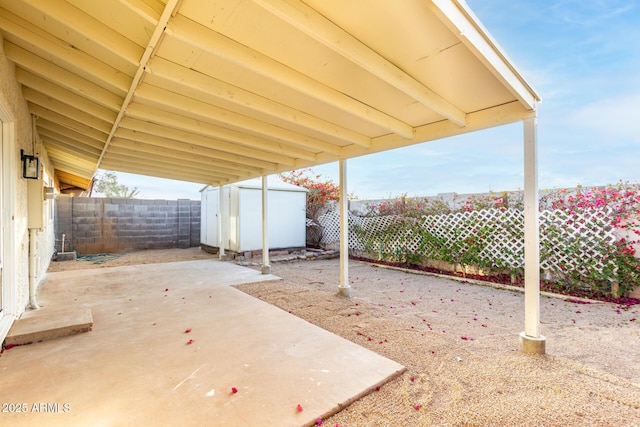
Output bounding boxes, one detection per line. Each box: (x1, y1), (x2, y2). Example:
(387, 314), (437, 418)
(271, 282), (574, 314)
(185, 328), (192, 333)
(414, 404), (421, 410)
(186, 339), (194, 345)
(165, 288), (169, 292)
(375, 386), (381, 391)
(410, 376), (415, 382)
(231, 387), (238, 394)
(296, 404), (304, 412)
(316, 419), (323, 425)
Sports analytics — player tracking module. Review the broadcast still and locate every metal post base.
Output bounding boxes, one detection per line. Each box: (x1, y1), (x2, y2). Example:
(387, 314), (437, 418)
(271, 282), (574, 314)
(519, 331), (546, 355)
(336, 285), (352, 298)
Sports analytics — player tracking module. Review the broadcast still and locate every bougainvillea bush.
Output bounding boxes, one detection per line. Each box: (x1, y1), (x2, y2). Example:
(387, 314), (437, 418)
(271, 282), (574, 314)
(351, 182), (640, 298)
(279, 169), (342, 247)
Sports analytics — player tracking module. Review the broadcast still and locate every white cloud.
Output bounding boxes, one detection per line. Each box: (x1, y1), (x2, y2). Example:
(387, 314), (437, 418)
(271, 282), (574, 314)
(565, 92), (640, 141)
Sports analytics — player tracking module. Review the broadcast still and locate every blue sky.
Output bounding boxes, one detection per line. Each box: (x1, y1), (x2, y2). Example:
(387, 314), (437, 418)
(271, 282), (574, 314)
(103, 0), (640, 200)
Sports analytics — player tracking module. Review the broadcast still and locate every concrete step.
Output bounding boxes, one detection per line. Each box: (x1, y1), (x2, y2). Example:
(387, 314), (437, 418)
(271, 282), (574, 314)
(4, 307), (92, 347)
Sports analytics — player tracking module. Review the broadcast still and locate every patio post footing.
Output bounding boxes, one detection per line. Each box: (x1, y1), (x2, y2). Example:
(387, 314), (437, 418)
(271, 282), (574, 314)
(519, 331), (546, 355)
(219, 254), (227, 261)
(261, 265), (271, 274)
(336, 285), (351, 298)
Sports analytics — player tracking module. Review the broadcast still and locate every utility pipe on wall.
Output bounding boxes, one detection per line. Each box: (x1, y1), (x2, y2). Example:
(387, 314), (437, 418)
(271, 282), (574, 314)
(28, 228), (40, 310)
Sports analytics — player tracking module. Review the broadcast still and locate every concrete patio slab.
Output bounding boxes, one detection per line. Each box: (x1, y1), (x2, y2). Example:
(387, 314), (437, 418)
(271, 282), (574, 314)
(0, 260), (404, 426)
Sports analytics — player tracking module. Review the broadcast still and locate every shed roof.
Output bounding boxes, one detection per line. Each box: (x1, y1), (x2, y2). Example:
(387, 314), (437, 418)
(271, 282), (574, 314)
(0, 0), (540, 192)
(200, 175), (307, 192)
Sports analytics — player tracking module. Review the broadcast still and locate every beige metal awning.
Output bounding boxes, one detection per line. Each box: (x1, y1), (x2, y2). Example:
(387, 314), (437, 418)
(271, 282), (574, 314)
(0, 0), (540, 192)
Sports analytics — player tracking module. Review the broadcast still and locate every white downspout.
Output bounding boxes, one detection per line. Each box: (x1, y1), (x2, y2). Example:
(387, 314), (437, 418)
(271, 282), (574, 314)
(28, 228), (40, 310)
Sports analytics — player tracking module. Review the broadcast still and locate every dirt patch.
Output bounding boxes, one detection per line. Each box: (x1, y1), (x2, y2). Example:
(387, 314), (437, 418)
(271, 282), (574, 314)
(47, 247), (216, 273)
(237, 258), (640, 426)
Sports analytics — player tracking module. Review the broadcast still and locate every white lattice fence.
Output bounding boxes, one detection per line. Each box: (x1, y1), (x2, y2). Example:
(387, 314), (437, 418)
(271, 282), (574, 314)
(317, 207), (617, 275)
(538, 207), (616, 274)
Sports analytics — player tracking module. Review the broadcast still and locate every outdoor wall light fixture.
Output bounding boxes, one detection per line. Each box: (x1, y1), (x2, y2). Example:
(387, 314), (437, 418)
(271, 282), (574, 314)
(21, 149), (39, 179)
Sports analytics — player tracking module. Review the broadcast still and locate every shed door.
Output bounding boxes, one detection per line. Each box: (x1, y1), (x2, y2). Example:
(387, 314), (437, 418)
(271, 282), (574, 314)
(201, 189), (218, 247)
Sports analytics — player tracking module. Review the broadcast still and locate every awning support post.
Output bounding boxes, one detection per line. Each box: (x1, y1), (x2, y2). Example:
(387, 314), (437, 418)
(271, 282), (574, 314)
(520, 115), (545, 354)
(261, 176), (271, 274)
(337, 159), (351, 297)
(218, 185), (227, 261)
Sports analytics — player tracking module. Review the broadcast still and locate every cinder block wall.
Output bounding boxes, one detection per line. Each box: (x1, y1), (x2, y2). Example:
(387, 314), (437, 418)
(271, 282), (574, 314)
(55, 197), (201, 254)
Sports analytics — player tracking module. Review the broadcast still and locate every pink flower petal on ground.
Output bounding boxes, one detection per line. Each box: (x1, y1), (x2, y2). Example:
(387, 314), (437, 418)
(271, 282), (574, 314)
(316, 419), (323, 425)
(186, 339), (194, 345)
(185, 328), (192, 333)
(165, 288), (169, 292)
(231, 387), (238, 394)
(414, 404), (421, 410)
(410, 376), (415, 382)
(296, 404), (304, 412)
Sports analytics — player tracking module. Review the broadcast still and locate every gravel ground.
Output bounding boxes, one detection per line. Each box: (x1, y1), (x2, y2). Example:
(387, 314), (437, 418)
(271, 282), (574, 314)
(46, 247), (216, 272)
(48, 248), (640, 426)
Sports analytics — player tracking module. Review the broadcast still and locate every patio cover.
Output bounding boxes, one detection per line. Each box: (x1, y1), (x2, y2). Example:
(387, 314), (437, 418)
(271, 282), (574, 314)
(0, 0), (540, 193)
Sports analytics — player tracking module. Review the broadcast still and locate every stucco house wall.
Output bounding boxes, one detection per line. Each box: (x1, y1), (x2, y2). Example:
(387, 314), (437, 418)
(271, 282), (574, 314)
(0, 34), (55, 327)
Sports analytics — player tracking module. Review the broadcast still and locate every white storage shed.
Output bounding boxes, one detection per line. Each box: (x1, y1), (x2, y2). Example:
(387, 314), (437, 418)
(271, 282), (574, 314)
(201, 176), (307, 255)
